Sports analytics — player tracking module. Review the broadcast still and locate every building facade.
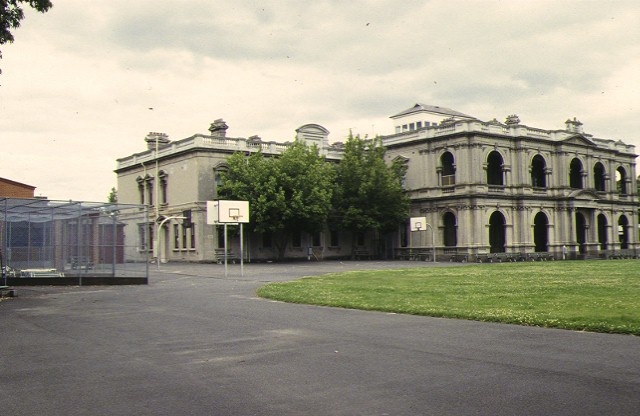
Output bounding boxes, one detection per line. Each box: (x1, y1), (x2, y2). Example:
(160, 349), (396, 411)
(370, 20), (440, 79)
(115, 121), (348, 263)
(384, 104), (639, 260)
(115, 105), (639, 263)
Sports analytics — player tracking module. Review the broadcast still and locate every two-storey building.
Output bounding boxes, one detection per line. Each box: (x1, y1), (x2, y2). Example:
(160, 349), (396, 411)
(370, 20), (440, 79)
(115, 120), (345, 263)
(384, 103), (639, 260)
(115, 104), (638, 263)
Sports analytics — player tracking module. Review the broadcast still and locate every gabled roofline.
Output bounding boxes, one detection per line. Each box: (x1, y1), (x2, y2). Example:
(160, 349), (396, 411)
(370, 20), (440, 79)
(390, 103), (476, 120)
(561, 134), (598, 147)
(0, 177), (36, 190)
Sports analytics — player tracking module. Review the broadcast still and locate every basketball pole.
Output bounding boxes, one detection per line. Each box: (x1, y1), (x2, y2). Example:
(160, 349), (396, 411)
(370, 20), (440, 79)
(240, 222), (244, 277)
(224, 223), (228, 278)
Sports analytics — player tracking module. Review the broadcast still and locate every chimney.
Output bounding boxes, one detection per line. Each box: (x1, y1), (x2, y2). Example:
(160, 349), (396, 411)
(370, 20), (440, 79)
(565, 117), (584, 134)
(209, 119), (229, 138)
(505, 114), (521, 125)
(145, 132), (170, 150)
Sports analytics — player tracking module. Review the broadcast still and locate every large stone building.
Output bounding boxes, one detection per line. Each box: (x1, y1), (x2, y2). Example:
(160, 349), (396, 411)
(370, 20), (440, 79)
(115, 121), (346, 263)
(384, 104), (639, 260)
(115, 105), (639, 263)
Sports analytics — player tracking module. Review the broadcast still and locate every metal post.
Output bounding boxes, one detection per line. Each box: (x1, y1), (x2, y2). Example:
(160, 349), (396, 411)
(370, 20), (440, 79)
(112, 213), (117, 277)
(151, 136), (161, 267)
(224, 223), (228, 278)
(425, 223), (436, 263)
(144, 207), (149, 279)
(3, 198), (7, 285)
(1, 248), (5, 287)
(240, 223), (244, 277)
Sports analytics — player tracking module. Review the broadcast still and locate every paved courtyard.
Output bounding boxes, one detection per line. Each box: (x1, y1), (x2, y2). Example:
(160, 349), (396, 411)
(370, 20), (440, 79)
(1, 260), (639, 415)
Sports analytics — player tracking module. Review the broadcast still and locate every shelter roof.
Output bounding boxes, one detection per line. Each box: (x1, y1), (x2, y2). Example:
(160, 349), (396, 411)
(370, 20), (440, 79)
(0, 198), (144, 223)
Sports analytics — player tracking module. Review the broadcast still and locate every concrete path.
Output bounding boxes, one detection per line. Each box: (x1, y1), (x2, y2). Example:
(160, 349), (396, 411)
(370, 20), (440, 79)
(1, 260), (639, 415)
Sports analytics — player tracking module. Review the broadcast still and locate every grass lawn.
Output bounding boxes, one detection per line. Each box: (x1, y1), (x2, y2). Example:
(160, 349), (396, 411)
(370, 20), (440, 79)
(257, 260), (640, 335)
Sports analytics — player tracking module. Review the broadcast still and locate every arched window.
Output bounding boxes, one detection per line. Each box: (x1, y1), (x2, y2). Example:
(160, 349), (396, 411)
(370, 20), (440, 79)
(441, 152), (455, 186)
(597, 214), (608, 250)
(158, 170), (168, 205)
(593, 163), (606, 192)
(136, 176), (145, 205)
(569, 158), (583, 189)
(531, 155), (546, 188)
(443, 212), (457, 247)
(489, 211), (506, 253)
(487, 151), (504, 186)
(533, 212), (548, 252)
(144, 174), (154, 206)
(213, 164), (229, 197)
(616, 166), (628, 194)
(618, 215), (629, 249)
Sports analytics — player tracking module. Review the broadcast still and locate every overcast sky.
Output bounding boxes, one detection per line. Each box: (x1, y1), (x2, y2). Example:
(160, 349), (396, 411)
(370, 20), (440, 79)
(1, 0), (639, 201)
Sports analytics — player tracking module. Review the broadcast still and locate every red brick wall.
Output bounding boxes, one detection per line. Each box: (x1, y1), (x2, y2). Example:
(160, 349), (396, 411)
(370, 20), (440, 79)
(0, 178), (36, 198)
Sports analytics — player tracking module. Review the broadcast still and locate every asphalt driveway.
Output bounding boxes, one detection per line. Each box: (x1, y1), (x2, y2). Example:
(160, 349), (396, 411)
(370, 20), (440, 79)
(1, 260), (639, 415)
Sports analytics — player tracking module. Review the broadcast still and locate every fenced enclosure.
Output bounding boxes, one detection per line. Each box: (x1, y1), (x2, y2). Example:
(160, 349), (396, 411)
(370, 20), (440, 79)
(1, 198), (149, 285)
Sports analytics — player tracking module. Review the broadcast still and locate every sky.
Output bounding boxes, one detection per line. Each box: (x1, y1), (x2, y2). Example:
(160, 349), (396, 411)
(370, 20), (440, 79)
(1, 0), (639, 202)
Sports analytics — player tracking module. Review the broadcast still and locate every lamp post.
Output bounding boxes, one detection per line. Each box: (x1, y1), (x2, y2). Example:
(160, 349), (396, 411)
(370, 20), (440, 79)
(154, 136), (159, 264)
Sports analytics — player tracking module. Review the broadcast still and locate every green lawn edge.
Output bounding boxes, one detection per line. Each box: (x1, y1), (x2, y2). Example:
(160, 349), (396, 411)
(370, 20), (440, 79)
(257, 260), (640, 335)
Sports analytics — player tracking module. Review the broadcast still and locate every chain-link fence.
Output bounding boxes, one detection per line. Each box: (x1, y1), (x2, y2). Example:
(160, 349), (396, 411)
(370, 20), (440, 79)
(1, 198), (149, 285)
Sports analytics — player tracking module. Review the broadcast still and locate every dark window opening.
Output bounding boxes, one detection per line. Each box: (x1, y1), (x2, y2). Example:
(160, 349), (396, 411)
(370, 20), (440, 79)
(533, 212), (549, 252)
(330, 230), (340, 247)
(292, 230), (302, 248)
(531, 155), (547, 188)
(489, 211), (506, 253)
(487, 151), (504, 186)
(262, 233), (273, 248)
(616, 166), (627, 194)
(594, 163), (606, 192)
(570, 158), (583, 189)
(400, 224), (408, 248)
(597, 214), (607, 250)
(441, 151), (456, 186)
(618, 215), (629, 249)
(443, 212), (457, 247)
(576, 212), (587, 253)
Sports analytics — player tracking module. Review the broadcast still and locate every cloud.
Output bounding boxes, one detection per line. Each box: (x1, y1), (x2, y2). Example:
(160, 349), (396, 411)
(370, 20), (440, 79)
(2, 0), (640, 201)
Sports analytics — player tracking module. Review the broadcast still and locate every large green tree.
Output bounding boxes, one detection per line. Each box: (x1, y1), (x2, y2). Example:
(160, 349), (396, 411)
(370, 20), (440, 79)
(333, 133), (410, 256)
(1, 0), (53, 75)
(219, 140), (335, 260)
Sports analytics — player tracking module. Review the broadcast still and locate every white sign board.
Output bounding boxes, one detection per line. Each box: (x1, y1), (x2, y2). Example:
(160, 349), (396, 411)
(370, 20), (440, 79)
(207, 200), (250, 224)
(410, 216), (427, 231)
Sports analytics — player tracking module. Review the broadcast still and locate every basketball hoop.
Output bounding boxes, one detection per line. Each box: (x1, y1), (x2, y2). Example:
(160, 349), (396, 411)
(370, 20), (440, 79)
(229, 208), (242, 223)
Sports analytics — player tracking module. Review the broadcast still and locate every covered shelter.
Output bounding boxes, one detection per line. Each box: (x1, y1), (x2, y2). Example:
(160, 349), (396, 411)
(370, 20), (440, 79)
(1, 198), (149, 285)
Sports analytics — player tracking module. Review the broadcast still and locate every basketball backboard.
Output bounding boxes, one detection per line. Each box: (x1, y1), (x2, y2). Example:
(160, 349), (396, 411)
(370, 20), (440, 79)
(206, 200), (250, 224)
(410, 216), (427, 231)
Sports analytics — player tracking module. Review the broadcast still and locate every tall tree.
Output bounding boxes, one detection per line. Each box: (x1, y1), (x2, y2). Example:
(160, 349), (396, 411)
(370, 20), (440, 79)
(219, 141), (335, 260)
(333, 133), (410, 256)
(1, 0), (53, 75)
(107, 187), (118, 203)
